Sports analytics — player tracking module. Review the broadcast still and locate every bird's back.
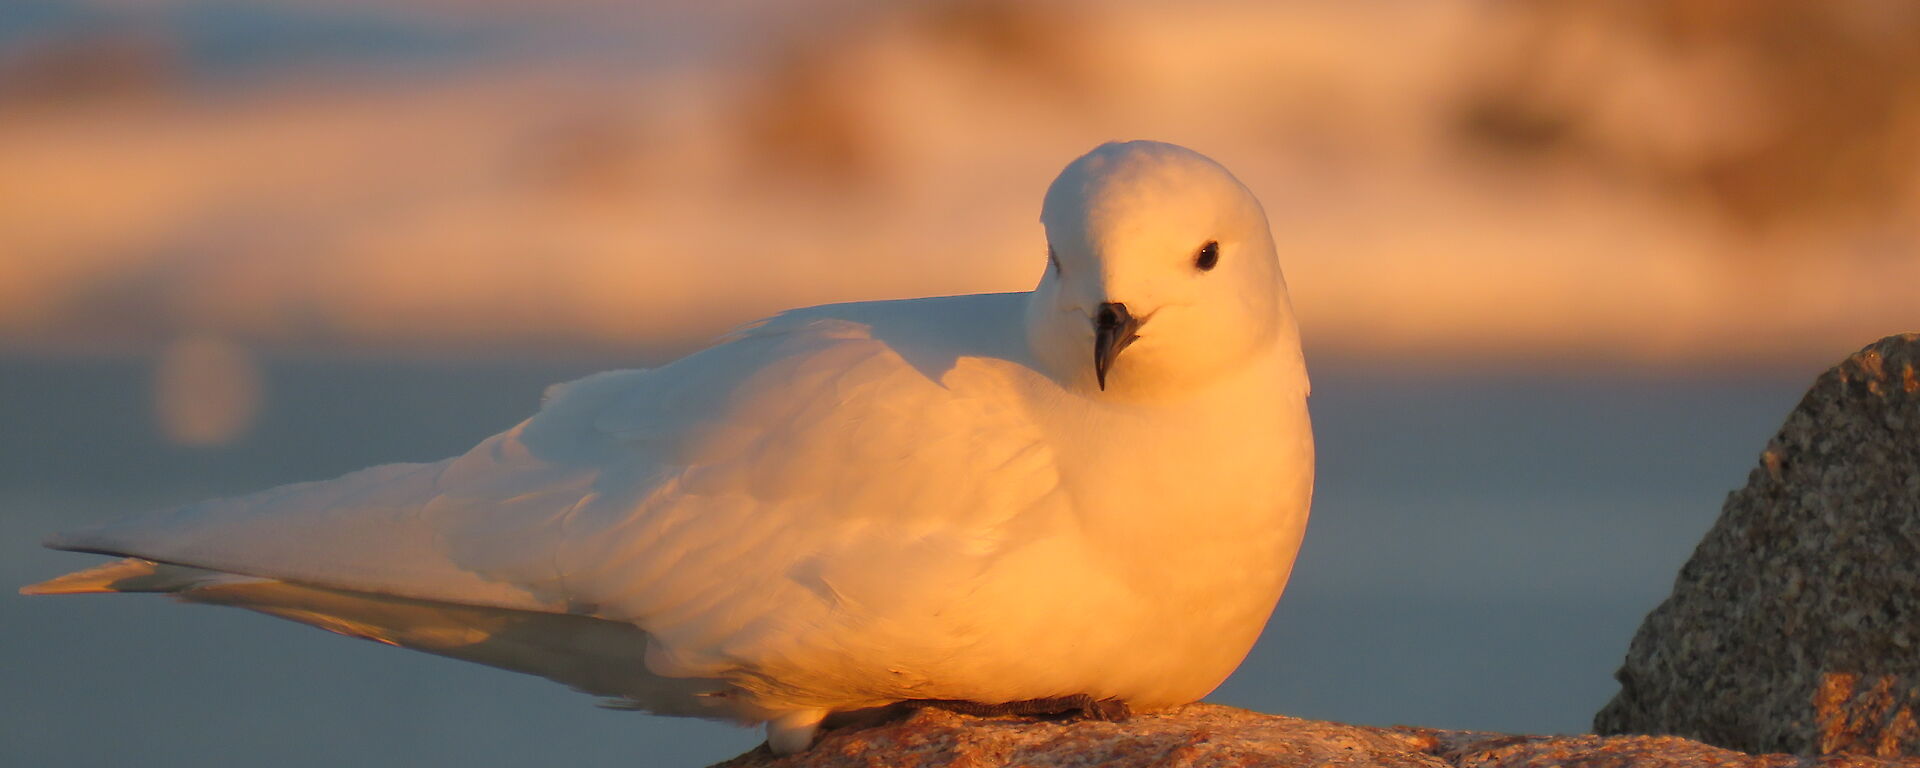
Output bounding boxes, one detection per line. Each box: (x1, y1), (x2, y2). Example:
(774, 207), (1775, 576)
(36, 292), (1094, 704)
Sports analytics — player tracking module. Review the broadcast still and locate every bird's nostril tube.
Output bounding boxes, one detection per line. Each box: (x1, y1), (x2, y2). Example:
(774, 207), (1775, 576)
(1098, 302), (1131, 328)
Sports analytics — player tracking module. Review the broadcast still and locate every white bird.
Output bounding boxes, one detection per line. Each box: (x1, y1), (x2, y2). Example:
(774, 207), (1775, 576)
(23, 140), (1314, 754)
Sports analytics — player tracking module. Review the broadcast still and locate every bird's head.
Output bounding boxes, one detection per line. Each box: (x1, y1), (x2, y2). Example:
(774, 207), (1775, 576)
(1027, 140), (1300, 400)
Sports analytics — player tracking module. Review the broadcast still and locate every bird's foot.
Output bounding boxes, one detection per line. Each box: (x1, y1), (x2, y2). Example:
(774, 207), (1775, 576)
(914, 693), (1131, 722)
(813, 694), (1131, 746)
(1072, 695), (1133, 722)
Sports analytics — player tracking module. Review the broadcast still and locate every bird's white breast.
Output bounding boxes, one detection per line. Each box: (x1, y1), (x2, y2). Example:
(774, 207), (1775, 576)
(764, 344), (1314, 711)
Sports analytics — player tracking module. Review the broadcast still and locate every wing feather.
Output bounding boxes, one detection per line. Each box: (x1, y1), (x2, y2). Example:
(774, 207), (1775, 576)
(47, 294), (1065, 700)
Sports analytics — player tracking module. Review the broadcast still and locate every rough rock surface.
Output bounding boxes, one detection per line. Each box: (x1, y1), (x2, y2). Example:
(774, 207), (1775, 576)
(1596, 333), (1920, 756)
(711, 704), (1920, 767)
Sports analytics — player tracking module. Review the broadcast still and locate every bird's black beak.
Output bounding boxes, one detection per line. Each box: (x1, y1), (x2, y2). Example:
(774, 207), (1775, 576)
(1094, 302), (1141, 391)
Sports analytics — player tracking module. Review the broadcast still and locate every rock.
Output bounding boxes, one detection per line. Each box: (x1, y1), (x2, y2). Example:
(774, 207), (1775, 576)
(710, 703), (1920, 767)
(1596, 333), (1920, 756)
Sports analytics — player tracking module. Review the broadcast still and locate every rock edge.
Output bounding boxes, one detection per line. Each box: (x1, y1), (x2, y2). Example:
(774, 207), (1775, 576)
(711, 703), (1920, 767)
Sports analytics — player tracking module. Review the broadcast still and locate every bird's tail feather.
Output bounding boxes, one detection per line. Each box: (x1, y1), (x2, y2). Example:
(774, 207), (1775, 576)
(23, 557), (736, 719)
(20, 558), (245, 595)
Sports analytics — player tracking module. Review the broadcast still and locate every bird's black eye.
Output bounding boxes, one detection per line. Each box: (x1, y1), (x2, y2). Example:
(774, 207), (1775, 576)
(1047, 245), (1061, 276)
(1194, 241), (1220, 271)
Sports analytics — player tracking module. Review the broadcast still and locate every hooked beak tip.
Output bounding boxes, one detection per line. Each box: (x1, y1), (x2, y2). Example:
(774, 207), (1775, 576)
(1093, 302), (1141, 391)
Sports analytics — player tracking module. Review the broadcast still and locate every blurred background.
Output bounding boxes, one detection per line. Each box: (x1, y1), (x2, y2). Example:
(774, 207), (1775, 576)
(2, 0), (1915, 765)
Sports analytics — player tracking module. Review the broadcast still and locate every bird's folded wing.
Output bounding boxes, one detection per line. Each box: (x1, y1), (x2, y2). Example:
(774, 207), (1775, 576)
(48, 300), (1066, 676)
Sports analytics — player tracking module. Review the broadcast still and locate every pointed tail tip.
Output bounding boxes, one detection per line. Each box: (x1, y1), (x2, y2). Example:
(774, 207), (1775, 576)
(20, 576), (97, 596)
(19, 558), (167, 596)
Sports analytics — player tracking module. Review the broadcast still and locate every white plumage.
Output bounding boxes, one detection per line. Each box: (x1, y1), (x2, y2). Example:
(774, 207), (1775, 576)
(24, 140), (1314, 754)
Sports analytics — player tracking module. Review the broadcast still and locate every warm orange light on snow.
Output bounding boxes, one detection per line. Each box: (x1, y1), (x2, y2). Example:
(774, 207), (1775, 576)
(0, 0), (1913, 368)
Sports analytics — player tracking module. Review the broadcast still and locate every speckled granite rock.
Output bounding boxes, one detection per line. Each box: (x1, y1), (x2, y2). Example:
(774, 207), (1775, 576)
(711, 704), (1920, 767)
(1596, 333), (1920, 756)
